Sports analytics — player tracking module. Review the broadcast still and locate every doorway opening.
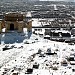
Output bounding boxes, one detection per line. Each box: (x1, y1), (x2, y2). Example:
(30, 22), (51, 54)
(10, 23), (14, 30)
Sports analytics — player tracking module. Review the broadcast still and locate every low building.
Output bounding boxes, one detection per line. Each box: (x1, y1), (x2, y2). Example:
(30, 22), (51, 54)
(0, 12), (32, 33)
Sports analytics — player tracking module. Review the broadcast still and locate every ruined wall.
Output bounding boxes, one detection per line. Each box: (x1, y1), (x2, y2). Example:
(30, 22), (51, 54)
(18, 22), (24, 32)
(27, 21), (32, 31)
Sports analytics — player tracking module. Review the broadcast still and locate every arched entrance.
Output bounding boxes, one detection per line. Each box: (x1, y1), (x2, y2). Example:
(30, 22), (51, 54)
(10, 23), (14, 30)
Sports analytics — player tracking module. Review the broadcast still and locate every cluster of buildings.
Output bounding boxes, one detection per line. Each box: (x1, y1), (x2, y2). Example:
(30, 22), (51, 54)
(0, 1), (75, 75)
(32, 4), (75, 27)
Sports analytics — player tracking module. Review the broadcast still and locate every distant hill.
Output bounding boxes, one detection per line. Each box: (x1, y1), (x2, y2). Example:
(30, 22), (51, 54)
(40, 0), (75, 2)
(0, 0), (39, 2)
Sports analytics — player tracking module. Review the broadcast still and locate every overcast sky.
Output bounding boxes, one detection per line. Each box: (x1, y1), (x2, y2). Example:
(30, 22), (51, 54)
(40, 0), (75, 1)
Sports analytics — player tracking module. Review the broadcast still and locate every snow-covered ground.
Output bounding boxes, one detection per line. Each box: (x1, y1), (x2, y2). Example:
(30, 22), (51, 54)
(32, 18), (54, 27)
(0, 33), (75, 75)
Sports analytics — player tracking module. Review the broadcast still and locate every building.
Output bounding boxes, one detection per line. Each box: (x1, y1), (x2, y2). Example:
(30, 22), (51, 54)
(0, 12), (32, 33)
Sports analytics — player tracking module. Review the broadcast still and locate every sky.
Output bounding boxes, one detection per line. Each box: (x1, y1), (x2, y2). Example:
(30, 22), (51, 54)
(40, 0), (75, 2)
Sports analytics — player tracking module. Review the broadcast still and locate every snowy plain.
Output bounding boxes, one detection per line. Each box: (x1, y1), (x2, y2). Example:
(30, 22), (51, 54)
(0, 19), (75, 75)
